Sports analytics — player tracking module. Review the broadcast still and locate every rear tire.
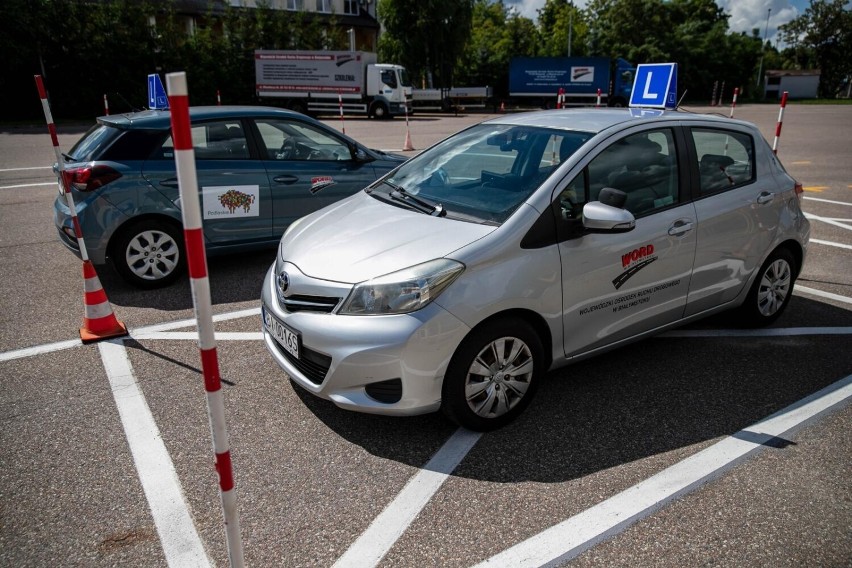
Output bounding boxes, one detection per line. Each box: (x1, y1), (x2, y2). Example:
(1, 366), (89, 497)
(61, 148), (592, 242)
(736, 247), (797, 327)
(441, 318), (543, 431)
(111, 219), (185, 289)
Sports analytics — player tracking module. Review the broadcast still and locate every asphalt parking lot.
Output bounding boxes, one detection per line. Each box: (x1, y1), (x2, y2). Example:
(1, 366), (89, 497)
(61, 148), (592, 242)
(1, 104), (850, 567)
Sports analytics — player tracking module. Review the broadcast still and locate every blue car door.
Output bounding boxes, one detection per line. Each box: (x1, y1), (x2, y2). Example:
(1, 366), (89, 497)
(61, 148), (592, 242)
(251, 117), (379, 236)
(142, 118), (273, 246)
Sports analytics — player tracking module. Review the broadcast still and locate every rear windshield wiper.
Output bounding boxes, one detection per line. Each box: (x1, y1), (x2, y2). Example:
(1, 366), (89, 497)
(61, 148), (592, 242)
(383, 180), (446, 217)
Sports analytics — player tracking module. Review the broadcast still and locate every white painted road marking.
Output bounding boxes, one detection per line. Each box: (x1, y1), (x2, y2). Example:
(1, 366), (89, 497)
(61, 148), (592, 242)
(472, 373), (852, 568)
(98, 340), (212, 567)
(0, 182), (56, 190)
(810, 238), (852, 251)
(333, 428), (483, 568)
(0, 166), (53, 172)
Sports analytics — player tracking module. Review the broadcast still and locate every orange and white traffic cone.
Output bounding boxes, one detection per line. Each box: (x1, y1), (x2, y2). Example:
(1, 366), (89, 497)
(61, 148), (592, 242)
(500, 101), (505, 112)
(403, 129), (415, 151)
(80, 260), (128, 343)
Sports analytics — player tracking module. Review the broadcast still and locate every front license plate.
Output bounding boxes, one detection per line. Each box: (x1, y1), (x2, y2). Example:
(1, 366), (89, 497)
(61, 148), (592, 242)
(264, 308), (300, 359)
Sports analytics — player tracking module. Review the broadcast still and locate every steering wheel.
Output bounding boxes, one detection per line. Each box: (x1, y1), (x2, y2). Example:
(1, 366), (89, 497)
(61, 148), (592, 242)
(430, 167), (450, 186)
(277, 138), (296, 160)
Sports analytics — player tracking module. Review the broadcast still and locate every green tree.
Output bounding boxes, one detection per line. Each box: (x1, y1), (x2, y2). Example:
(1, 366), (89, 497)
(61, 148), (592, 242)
(377, 0), (474, 88)
(779, 0), (852, 97)
(538, 0), (588, 57)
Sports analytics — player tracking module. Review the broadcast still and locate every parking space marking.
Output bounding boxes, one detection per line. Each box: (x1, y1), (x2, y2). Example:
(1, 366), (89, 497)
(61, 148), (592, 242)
(805, 196), (852, 207)
(131, 332), (263, 341)
(0, 166), (53, 172)
(804, 212), (852, 232)
(810, 238), (852, 250)
(98, 339), (212, 568)
(664, 326), (851, 337)
(333, 428), (482, 568)
(0, 182), (56, 190)
(472, 373), (852, 568)
(795, 286), (852, 306)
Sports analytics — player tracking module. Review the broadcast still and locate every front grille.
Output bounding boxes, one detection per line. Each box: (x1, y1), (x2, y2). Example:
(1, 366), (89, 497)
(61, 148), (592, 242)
(282, 294), (340, 314)
(365, 379), (403, 404)
(272, 339), (331, 385)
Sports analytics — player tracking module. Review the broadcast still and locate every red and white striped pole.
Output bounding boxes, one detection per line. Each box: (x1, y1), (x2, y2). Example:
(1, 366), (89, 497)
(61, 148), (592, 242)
(338, 90), (346, 135)
(772, 91), (789, 155)
(596, 88), (602, 108)
(729, 87), (739, 118)
(166, 71), (245, 568)
(35, 76), (88, 260)
(103, 93), (109, 115)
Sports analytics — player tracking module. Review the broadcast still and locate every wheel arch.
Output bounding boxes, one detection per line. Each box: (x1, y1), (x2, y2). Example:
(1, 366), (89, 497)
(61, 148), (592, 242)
(107, 213), (184, 260)
(458, 308), (554, 371)
(776, 238), (805, 278)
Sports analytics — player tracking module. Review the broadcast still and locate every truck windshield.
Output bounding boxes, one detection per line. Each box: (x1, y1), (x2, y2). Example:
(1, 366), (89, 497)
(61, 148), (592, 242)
(380, 123), (592, 224)
(398, 68), (413, 88)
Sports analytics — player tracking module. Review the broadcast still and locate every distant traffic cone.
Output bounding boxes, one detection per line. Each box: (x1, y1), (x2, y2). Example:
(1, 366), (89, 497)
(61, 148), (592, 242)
(80, 260), (128, 343)
(403, 129), (415, 151)
(500, 101), (505, 112)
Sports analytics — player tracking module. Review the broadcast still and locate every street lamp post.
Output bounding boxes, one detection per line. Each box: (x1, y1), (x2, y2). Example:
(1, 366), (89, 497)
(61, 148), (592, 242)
(755, 8), (772, 91)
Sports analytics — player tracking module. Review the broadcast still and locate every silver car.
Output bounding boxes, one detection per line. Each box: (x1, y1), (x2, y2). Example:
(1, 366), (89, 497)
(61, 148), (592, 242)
(261, 109), (810, 431)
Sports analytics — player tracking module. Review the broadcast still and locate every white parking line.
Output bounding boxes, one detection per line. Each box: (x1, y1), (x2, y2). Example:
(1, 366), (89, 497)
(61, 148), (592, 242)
(472, 373), (852, 568)
(805, 212), (852, 232)
(796, 285), (852, 306)
(333, 428), (483, 568)
(0, 166), (52, 172)
(810, 238), (852, 251)
(0, 182), (56, 190)
(98, 340), (212, 567)
(805, 196), (852, 207)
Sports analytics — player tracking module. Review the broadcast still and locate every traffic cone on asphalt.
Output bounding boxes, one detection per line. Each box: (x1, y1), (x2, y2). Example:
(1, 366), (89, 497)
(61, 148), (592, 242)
(500, 101), (505, 112)
(403, 129), (415, 151)
(80, 260), (128, 343)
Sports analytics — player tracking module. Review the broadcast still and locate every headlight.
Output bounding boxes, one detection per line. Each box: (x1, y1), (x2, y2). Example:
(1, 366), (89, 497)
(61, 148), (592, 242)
(339, 259), (464, 315)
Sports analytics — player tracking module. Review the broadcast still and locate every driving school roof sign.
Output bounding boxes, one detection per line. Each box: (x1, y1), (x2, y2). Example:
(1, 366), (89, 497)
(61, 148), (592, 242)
(629, 63), (677, 109)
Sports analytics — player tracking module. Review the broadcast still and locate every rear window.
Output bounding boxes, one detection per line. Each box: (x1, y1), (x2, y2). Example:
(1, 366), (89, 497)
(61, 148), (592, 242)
(67, 124), (165, 162)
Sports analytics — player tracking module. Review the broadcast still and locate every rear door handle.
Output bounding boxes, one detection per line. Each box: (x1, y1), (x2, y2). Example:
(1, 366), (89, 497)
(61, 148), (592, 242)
(757, 191), (775, 205)
(159, 178), (179, 188)
(668, 219), (694, 236)
(273, 175), (299, 185)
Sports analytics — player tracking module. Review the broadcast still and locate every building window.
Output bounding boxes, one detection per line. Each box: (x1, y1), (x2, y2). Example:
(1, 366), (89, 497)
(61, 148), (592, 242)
(316, 0), (331, 12)
(344, 0), (358, 15)
(286, 0), (303, 10)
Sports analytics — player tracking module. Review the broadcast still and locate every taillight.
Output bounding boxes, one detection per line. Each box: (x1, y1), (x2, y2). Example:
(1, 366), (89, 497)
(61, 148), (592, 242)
(794, 181), (804, 201)
(62, 164), (122, 192)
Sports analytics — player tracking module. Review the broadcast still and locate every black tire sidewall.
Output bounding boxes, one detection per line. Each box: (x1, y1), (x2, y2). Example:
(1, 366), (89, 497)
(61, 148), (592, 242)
(111, 219), (186, 289)
(740, 247), (796, 327)
(441, 318), (543, 431)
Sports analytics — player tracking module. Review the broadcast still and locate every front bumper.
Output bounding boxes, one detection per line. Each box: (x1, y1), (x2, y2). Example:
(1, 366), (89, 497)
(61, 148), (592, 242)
(261, 262), (470, 416)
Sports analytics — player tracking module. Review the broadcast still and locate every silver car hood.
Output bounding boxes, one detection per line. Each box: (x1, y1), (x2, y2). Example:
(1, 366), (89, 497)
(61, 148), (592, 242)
(280, 191), (496, 283)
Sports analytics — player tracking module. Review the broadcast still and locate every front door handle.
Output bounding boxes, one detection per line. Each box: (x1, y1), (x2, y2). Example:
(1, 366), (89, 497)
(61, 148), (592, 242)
(668, 219), (695, 236)
(757, 191), (775, 205)
(273, 175), (299, 185)
(159, 178), (179, 188)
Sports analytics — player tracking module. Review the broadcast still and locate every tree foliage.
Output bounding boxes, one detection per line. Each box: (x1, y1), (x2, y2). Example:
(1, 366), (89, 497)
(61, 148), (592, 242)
(779, 0), (852, 97)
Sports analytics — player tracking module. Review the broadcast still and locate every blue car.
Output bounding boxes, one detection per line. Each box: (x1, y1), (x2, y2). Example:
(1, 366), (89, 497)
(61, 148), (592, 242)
(53, 106), (406, 288)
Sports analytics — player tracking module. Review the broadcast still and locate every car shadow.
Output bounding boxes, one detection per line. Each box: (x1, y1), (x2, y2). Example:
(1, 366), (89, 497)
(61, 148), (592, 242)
(292, 295), (851, 483)
(99, 248), (276, 310)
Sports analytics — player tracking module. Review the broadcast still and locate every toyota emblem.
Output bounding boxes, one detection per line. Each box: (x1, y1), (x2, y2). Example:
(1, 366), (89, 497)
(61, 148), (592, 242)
(277, 271), (290, 293)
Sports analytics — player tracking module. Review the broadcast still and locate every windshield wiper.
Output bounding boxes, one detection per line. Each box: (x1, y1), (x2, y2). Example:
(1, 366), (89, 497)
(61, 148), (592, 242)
(383, 181), (446, 217)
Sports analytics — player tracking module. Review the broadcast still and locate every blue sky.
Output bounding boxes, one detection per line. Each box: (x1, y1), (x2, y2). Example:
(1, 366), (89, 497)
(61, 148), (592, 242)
(503, 0), (814, 46)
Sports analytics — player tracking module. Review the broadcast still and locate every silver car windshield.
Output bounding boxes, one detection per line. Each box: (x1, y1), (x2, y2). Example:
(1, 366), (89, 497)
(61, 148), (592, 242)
(381, 124), (592, 223)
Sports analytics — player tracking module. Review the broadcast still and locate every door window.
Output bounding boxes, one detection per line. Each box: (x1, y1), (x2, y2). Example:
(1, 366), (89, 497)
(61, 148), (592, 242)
(255, 119), (352, 162)
(155, 120), (249, 160)
(690, 128), (755, 195)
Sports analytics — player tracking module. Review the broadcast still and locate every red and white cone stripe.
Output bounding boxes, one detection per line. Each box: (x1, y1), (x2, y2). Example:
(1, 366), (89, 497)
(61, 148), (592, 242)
(773, 91), (788, 156)
(166, 71), (245, 568)
(729, 87), (739, 119)
(104, 93), (110, 115)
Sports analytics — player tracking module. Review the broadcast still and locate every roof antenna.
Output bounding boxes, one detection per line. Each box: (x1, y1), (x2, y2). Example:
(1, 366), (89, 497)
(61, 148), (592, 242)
(676, 90), (688, 109)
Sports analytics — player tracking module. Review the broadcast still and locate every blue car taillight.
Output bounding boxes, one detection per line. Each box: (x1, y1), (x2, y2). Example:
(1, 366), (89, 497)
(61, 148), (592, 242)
(62, 163), (122, 192)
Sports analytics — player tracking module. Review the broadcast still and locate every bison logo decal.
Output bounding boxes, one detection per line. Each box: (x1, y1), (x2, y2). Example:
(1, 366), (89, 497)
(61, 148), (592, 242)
(218, 189), (256, 214)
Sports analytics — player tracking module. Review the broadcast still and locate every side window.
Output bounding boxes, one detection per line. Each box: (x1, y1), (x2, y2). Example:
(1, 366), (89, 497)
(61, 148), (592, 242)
(380, 69), (398, 89)
(586, 128), (679, 216)
(690, 128), (755, 195)
(155, 120), (248, 160)
(255, 119), (352, 161)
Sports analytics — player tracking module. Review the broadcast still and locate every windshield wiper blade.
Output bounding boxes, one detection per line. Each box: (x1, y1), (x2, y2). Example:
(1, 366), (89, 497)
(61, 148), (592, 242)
(384, 181), (446, 217)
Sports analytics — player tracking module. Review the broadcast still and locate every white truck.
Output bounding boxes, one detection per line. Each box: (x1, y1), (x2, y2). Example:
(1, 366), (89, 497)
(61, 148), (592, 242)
(411, 86), (494, 112)
(255, 50), (412, 119)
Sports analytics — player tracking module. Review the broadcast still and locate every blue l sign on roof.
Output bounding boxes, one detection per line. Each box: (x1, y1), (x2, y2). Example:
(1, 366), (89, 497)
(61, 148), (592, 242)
(148, 74), (169, 110)
(629, 63), (677, 109)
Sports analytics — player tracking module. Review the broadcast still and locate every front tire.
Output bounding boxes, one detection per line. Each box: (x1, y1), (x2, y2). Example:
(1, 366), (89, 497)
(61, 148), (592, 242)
(737, 247), (797, 327)
(370, 102), (389, 119)
(111, 219), (185, 289)
(441, 318), (543, 431)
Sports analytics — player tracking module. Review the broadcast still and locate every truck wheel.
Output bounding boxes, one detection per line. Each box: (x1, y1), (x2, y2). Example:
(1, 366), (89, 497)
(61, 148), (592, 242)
(370, 102), (389, 119)
(111, 219), (185, 289)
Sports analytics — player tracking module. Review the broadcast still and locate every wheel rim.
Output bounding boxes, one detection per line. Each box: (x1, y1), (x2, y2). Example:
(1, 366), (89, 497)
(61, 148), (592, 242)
(373, 105), (385, 118)
(756, 258), (791, 317)
(465, 336), (534, 419)
(125, 229), (180, 281)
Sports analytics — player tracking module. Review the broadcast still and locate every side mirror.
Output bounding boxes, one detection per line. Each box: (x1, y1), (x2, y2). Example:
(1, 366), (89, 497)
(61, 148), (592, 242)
(353, 147), (374, 163)
(583, 198), (635, 233)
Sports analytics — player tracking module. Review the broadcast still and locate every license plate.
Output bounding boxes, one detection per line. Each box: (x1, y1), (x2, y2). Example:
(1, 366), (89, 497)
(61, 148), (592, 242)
(263, 308), (300, 359)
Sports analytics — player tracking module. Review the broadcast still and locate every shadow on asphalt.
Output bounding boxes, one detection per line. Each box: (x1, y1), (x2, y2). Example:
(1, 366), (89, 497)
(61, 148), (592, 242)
(289, 295), (850, 482)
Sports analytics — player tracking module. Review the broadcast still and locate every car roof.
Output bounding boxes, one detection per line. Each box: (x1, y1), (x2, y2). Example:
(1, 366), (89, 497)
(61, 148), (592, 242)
(485, 108), (750, 134)
(97, 105), (306, 130)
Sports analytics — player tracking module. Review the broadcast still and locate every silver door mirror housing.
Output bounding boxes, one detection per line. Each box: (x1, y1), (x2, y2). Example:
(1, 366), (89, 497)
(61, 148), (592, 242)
(583, 201), (636, 233)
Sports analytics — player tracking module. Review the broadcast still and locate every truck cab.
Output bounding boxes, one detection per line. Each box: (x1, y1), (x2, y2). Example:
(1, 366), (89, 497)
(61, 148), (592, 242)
(366, 64), (413, 118)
